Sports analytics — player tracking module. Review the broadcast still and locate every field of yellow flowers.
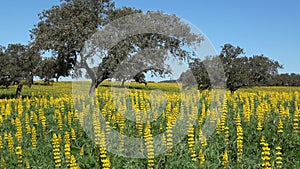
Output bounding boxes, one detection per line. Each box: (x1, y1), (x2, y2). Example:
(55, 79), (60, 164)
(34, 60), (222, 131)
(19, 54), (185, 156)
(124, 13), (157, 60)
(0, 82), (299, 168)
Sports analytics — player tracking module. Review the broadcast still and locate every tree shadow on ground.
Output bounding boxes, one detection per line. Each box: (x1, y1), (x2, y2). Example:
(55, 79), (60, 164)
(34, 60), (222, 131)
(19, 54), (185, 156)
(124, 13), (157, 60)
(0, 94), (32, 99)
(99, 84), (149, 90)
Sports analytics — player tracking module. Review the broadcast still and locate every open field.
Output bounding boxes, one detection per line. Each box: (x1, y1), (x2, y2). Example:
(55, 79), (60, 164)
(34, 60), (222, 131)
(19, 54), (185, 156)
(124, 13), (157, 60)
(0, 82), (299, 168)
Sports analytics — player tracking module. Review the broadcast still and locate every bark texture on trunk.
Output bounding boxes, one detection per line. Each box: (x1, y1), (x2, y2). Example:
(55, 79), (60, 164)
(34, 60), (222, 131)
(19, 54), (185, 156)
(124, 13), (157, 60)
(16, 81), (23, 98)
(89, 80), (97, 96)
(89, 78), (104, 96)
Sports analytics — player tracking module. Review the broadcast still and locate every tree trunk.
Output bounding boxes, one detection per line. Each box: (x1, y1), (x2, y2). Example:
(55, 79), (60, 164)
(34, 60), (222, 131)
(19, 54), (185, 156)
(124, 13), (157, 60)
(89, 78), (104, 96)
(82, 59), (102, 96)
(121, 79), (125, 88)
(16, 81), (23, 98)
(28, 74), (34, 88)
(89, 80), (97, 96)
(80, 56), (110, 96)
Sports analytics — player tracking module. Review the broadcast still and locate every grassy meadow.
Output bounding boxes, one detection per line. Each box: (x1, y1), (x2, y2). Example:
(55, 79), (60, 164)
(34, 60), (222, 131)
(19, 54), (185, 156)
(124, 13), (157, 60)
(0, 81), (299, 168)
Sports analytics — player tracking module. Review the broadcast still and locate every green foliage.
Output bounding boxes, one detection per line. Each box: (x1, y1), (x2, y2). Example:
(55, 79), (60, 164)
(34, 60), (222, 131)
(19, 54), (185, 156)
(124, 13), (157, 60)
(270, 73), (300, 86)
(0, 43), (41, 91)
(35, 58), (57, 83)
(188, 43), (283, 92)
(30, 0), (203, 95)
(31, 0), (114, 81)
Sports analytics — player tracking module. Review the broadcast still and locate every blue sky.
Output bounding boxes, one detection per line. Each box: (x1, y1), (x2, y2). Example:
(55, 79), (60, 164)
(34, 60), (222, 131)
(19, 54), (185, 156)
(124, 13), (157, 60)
(1, 0), (299, 74)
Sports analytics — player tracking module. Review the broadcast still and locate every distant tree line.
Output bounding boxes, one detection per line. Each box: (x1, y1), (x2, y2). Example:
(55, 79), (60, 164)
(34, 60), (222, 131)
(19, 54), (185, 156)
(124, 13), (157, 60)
(179, 43), (300, 92)
(270, 73), (300, 86)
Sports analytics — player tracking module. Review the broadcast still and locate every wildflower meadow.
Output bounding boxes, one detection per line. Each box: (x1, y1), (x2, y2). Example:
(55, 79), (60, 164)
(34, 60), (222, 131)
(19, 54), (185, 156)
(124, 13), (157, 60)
(0, 82), (299, 168)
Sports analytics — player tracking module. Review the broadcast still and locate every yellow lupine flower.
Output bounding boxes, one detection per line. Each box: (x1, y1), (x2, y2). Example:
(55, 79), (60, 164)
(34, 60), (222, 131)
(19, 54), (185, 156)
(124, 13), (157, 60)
(0, 135), (3, 149)
(277, 118), (284, 133)
(25, 159), (30, 169)
(30, 111), (38, 125)
(236, 123), (243, 163)
(221, 149), (229, 168)
(293, 111), (299, 133)
(41, 115), (47, 139)
(24, 113), (31, 134)
(57, 112), (63, 131)
(166, 121), (173, 155)
(261, 142), (271, 169)
(144, 122), (155, 169)
(0, 114), (3, 127)
(31, 126), (37, 149)
(199, 129), (207, 147)
(199, 149), (205, 165)
(257, 121), (263, 131)
(67, 111), (73, 126)
(11, 118), (14, 125)
(16, 145), (23, 166)
(187, 124), (197, 161)
(7, 133), (14, 153)
(17, 98), (23, 118)
(70, 155), (80, 169)
(52, 133), (61, 167)
(275, 146), (283, 168)
(71, 128), (76, 141)
(80, 145), (84, 156)
(64, 131), (71, 167)
(15, 117), (22, 143)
